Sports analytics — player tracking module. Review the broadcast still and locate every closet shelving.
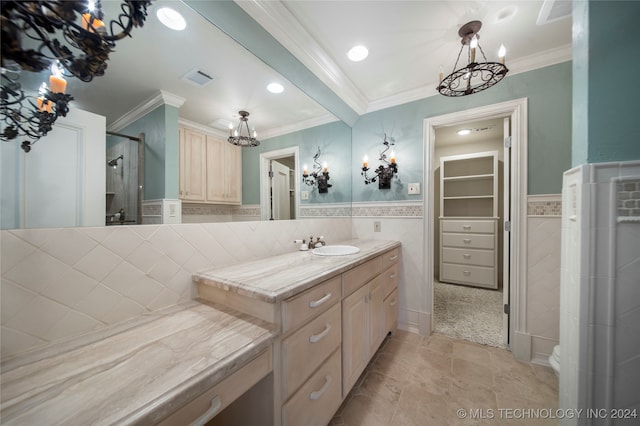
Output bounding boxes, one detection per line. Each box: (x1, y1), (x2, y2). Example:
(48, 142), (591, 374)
(439, 151), (499, 289)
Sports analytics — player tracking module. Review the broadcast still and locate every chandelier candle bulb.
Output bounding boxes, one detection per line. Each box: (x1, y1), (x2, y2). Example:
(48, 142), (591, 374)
(390, 152), (396, 164)
(323, 162), (328, 173)
(362, 156), (368, 168)
(499, 44), (506, 64)
(36, 98), (52, 113)
(48, 75), (66, 94)
(439, 66), (444, 82)
(470, 35), (478, 63)
(303, 165), (308, 175)
(81, 14), (105, 32)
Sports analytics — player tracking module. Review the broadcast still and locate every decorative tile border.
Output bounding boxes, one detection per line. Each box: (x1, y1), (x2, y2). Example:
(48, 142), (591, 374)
(351, 201), (423, 218)
(300, 203), (352, 217)
(617, 178), (640, 222)
(527, 195), (562, 216)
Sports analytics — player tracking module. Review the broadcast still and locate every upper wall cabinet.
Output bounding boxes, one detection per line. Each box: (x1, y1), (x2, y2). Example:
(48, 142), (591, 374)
(179, 127), (242, 205)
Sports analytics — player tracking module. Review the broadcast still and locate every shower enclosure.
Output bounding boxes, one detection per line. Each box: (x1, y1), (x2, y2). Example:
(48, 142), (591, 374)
(105, 131), (144, 225)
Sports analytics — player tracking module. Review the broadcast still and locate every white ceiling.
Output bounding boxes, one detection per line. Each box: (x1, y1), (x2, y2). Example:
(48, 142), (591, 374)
(62, 0), (572, 140)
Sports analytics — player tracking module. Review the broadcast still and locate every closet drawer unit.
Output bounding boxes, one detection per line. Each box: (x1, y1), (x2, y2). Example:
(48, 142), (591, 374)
(441, 264), (495, 288)
(158, 348), (271, 426)
(282, 275), (341, 333)
(281, 303), (341, 400)
(441, 233), (495, 250)
(382, 263), (399, 299)
(441, 247), (494, 267)
(342, 256), (382, 297)
(441, 219), (495, 234)
(282, 348), (342, 426)
(381, 247), (400, 270)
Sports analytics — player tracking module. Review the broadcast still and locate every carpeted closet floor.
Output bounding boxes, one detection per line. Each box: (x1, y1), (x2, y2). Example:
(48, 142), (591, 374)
(433, 280), (504, 347)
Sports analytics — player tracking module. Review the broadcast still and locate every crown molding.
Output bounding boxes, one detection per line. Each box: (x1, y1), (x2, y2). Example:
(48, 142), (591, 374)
(260, 113), (338, 140)
(108, 90), (185, 132)
(236, 0), (369, 115)
(178, 118), (228, 139)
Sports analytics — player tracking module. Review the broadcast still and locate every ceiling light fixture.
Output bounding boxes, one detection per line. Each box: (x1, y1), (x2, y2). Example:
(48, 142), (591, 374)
(228, 110), (260, 147)
(437, 21), (508, 97)
(267, 83), (284, 94)
(457, 129), (472, 136)
(347, 45), (368, 62)
(156, 7), (186, 31)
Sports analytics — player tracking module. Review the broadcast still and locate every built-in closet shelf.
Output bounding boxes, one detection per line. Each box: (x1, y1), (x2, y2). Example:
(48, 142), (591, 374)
(439, 151), (499, 289)
(106, 192), (115, 196)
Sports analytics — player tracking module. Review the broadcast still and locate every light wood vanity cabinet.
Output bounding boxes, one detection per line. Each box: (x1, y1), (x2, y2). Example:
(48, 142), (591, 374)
(195, 243), (400, 426)
(179, 127), (241, 205)
(341, 248), (399, 396)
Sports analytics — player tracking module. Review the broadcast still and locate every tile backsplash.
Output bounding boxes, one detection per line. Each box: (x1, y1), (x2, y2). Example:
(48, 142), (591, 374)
(0, 218), (351, 358)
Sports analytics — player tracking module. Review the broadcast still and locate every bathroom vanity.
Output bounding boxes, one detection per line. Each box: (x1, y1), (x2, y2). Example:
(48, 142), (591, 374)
(194, 238), (400, 426)
(0, 238), (400, 426)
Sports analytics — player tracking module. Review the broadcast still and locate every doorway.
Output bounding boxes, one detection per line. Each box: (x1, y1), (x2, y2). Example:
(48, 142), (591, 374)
(432, 118), (507, 347)
(423, 98), (528, 358)
(259, 147), (300, 220)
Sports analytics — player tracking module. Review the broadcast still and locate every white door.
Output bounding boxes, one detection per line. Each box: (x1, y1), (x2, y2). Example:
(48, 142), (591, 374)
(502, 116), (512, 345)
(271, 160), (291, 220)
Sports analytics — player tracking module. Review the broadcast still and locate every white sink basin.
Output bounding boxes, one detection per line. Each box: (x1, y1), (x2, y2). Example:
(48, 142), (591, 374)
(312, 245), (360, 256)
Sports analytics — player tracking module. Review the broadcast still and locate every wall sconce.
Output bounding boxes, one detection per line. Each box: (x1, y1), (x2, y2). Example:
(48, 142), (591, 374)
(302, 146), (331, 193)
(362, 133), (398, 189)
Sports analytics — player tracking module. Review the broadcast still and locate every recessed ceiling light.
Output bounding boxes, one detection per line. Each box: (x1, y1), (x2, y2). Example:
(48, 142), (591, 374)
(347, 45), (368, 62)
(267, 83), (284, 94)
(457, 129), (472, 136)
(157, 7), (186, 31)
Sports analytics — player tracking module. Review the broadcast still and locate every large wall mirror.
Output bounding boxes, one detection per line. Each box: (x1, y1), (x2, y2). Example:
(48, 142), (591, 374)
(0, 0), (352, 229)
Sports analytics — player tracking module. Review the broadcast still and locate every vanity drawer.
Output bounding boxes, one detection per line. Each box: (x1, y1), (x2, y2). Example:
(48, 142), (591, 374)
(282, 275), (341, 333)
(441, 233), (495, 250)
(343, 256), (382, 297)
(441, 219), (495, 234)
(382, 263), (399, 299)
(282, 348), (342, 426)
(441, 263), (495, 288)
(384, 288), (399, 335)
(158, 347), (271, 426)
(442, 247), (494, 267)
(281, 303), (341, 400)
(381, 247), (400, 270)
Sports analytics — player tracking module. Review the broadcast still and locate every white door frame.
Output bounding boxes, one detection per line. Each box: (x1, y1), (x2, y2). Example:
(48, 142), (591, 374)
(423, 98), (530, 360)
(259, 146), (300, 221)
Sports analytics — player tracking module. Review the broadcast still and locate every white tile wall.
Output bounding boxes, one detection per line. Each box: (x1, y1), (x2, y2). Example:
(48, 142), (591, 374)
(559, 161), (640, 424)
(0, 218), (352, 358)
(526, 196), (561, 364)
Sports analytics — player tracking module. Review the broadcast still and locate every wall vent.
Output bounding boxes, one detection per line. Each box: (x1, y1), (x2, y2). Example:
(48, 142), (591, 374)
(182, 68), (215, 87)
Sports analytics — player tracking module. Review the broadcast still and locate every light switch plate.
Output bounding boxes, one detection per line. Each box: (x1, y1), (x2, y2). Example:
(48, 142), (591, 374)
(408, 183), (421, 195)
(301, 191), (309, 200)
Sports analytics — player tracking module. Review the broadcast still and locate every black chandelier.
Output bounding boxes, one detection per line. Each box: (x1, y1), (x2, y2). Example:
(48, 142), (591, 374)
(437, 20), (508, 97)
(1, 0), (153, 152)
(361, 133), (398, 189)
(228, 110), (260, 147)
(302, 147), (331, 193)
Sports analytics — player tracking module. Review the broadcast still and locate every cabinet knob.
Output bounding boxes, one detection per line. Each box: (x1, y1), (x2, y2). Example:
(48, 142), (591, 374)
(463, 254), (471, 259)
(463, 225), (471, 230)
(463, 270), (471, 276)
(463, 239), (472, 243)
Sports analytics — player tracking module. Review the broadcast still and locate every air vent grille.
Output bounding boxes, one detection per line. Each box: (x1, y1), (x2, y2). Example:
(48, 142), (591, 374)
(182, 68), (215, 87)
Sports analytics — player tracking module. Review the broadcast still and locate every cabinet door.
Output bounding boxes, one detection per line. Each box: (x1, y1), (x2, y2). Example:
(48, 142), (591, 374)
(342, 283), (370, 396)
(206, 136), (241, 204)
(368, 275), (385, 356)
(179, 129), (207, 201)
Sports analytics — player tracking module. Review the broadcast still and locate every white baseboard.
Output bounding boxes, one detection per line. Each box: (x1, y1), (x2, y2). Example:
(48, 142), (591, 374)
(512, 330), (532, 362)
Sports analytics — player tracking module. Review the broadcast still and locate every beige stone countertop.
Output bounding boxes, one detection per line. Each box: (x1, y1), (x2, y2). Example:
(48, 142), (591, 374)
(0, 301), (276, 425)
(193, 239), (401, 303)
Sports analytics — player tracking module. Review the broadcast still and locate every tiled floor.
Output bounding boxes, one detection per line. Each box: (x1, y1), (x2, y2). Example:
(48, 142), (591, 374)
(331, 331), (559, 425)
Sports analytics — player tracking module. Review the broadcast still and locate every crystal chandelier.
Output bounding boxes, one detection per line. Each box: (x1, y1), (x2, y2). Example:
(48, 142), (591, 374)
(437, 21), (508, 97)
(228, 110), (260, 147)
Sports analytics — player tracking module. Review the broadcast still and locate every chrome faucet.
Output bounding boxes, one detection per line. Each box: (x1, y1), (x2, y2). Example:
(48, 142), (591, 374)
(308, 236), (325, 249)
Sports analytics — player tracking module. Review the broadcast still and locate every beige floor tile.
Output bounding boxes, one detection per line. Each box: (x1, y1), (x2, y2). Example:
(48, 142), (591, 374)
(333, 332), (559, 426)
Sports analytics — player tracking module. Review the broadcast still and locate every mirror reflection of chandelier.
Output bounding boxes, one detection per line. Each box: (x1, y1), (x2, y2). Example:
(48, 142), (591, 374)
(0, 0), (153, 152)
(437, 20), (508, 97)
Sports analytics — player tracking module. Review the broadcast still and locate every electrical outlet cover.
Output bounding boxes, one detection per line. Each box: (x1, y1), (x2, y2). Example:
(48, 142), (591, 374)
(408, 183), (421, 195)
(301, 191), (309, 200)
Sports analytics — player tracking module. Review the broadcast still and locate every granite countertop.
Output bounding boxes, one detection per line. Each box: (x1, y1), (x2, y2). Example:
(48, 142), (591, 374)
(193, 238), (401, 303)
(0, 301), (276, 425)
